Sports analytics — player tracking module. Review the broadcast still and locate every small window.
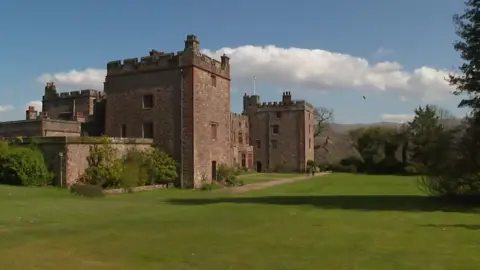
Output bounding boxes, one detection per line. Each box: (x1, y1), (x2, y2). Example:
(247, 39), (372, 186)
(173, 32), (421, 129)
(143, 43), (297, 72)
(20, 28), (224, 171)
(142, 122), (154, 138)
(211, 75), (217, 87)
(121, 124), (127, 138)
(241, 153), (246, 168)
(245, 133), (249, 144)
(256, 139), (261, 149)
(271, 139), (277, 149)
(211, 123), (218, 140)
(276, 111), (282, 118)
(309, 139), (311, 148)
(239, 121), (242, 127)
(233, 133), (236, 143)
(143, 95), (154, 109)
(238, 132), (243, 144)
(272, 124), (279, 134)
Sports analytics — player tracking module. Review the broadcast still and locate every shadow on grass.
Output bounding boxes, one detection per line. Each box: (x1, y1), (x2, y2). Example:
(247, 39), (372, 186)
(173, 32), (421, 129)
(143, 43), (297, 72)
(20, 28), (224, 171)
(165, 195), (480, 213)
(421, 224), (480, 230)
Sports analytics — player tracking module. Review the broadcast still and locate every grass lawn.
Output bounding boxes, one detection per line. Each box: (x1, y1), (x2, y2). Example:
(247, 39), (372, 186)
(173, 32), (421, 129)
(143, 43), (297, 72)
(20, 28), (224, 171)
(238, 172), (304, 184)
(1, 173), (480, 269)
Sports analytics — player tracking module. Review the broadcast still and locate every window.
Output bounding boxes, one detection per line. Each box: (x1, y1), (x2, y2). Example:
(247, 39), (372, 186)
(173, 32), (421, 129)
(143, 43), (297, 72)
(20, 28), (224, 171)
(272, 124), (279, 134)
(256, 139), (261, 149)
(142, 122), (154, 138)
(239, 121), (242, 127)
(276, 111), (282, 118)
(238, 132), (243, 144)
(211, 123), (218, 140)
(241, 153), (246, 168)
(121, 124), (127, 138)
(271, 139), (277, 149)
(309, 139), (311, 148)
(233, 133), (236, 143)
(211, 75), (217, 87)
(245, 133), (249, 144)
(143, 95), (154, 109)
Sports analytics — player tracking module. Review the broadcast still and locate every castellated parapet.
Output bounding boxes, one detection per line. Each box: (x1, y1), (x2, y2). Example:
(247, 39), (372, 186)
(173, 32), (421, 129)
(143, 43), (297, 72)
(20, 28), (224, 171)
(106, 35), (230, 79)
(43, 86), (105, 101)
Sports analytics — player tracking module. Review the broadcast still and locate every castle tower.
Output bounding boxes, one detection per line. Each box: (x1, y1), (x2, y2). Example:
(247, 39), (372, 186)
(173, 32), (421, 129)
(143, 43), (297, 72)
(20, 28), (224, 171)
(282, 91), (292, 104)
(25, 106), (38, 120)
(243, 93), (260, 115)
(104, 34), (231, 188)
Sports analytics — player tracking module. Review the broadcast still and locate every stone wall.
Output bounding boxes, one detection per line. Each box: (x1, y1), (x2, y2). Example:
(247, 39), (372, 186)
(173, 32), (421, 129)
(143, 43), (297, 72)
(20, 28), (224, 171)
(0, 119), (81, 138)
(14, 137), (153, 187)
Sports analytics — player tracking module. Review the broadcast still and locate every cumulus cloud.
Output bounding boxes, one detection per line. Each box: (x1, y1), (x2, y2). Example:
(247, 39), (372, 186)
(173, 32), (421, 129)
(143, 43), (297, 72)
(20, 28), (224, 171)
(380, 113), (414, 123)
(35, 44), (454, 101)
(27, 100), (42, 112)
(37, 68), (106, 90)
(0, 105), (14, 113)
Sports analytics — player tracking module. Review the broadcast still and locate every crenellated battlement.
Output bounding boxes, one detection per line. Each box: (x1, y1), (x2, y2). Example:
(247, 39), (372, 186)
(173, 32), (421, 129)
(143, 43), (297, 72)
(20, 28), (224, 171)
(231, 112), (248, 121)
(43, 88), (105, 101)
(256, 99), (314, 111)
(106, 35), (230, 78)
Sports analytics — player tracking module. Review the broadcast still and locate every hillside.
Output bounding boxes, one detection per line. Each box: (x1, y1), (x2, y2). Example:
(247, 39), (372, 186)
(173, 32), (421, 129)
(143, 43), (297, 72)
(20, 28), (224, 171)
(314, 119), (462, 164)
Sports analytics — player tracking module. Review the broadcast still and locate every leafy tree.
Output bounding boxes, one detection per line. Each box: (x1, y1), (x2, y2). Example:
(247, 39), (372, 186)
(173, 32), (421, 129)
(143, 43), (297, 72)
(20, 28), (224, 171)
(84, 137), (124, 188)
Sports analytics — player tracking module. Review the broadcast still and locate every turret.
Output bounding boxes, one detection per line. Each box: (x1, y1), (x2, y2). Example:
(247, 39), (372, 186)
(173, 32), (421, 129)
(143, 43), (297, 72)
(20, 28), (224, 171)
(25, 106), (38, 120)
(184, 34), (200, 52)
(282, 91), (292, 104)
(243, 93), (260, 114)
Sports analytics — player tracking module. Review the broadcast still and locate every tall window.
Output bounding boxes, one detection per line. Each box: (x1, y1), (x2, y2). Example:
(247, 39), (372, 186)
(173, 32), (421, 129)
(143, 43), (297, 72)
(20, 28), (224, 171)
(142, 122), (153, 138)
(211, 123), (218, 140)
(272, 124), (279, 134)
(121, 124), (127, 138)
(238, 132), (243, 144)
(241, 153), (246, 168)
(245, 133), (249, 144)
(256, 140), (261, 149)
(271, 139), (277, 149)
(143, 95), (154, 109)
(211, 75), (217, 87)
(276, 111), (282, 118)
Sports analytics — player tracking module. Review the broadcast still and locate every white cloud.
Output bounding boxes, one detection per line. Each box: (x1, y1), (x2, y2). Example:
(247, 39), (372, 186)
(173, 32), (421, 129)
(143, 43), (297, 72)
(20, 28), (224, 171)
(0, 105), (14, 113)
(37, 68), (106, 90)
(27, 100), (42, 112)
(380, 113), (414, 123)
(36, 44), (455, 101)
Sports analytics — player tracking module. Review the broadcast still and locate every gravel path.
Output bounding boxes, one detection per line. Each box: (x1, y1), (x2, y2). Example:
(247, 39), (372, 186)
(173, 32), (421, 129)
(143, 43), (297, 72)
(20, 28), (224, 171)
(223, 172), (331, 194)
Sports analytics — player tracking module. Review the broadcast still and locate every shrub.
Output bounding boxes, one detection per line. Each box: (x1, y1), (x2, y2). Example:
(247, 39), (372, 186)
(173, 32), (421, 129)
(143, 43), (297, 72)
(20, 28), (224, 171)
(0, 145), (52, 186)
(404, 165), (418, 175)
(200, 183), (221, 191)
(84, 139), (123, 188)
(330, 163), (357, 173)
(70, 184), (105, 198)
(142, 148), (178, 184)
(217, 164), (243, 186)
(118, 149), (149, 191)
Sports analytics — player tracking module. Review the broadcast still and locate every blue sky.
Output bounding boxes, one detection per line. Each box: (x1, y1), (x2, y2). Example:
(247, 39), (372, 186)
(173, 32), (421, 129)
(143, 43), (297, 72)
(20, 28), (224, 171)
(0, 0), (467, 123)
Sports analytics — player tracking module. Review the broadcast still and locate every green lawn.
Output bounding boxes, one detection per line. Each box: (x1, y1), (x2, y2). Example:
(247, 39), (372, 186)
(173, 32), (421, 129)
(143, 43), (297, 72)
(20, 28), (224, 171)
(1, 174), (480, 269)
(238, 172), (304, 184)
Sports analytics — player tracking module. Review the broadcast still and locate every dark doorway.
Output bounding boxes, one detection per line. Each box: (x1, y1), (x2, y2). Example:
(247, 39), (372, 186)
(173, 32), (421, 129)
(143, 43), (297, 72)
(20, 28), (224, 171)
(211, 161), (217, 181)
(256, 161), (262, 172)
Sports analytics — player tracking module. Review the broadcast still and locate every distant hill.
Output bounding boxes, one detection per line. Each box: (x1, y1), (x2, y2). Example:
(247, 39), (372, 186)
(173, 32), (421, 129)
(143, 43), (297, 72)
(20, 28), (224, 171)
(314, 119), (462, 164)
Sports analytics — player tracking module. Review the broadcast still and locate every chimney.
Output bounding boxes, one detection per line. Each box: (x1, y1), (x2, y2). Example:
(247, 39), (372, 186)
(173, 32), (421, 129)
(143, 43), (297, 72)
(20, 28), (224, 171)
(282, 91), (292, 104)
(25, 106), (38, 120)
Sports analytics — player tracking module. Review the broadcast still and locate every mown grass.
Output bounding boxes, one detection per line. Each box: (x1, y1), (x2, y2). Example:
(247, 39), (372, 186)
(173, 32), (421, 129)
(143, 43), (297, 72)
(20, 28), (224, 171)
(238, 172), (304, 184)
(1, 173), (480, 269)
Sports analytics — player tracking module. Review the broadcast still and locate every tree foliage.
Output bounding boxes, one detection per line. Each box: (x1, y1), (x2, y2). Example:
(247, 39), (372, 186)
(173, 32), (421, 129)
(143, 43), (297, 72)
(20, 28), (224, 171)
(142, 148), (178, 184)
(313, 107), (333, 149)
(0, 142), (52, 186)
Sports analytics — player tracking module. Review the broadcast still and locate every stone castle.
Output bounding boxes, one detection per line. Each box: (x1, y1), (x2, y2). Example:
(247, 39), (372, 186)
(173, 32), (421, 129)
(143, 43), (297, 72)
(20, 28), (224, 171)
(0, 35), (315, 188)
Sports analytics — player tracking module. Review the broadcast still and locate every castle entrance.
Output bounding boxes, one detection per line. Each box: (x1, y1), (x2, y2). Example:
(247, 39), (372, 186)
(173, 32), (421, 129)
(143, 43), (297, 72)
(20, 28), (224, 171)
(256, 161), (262, 172)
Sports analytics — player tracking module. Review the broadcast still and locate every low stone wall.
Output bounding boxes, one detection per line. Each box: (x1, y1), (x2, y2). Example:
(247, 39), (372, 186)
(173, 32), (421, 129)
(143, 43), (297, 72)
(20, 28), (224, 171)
(103, 184), (168, 194)
(9, 136), (153, 187)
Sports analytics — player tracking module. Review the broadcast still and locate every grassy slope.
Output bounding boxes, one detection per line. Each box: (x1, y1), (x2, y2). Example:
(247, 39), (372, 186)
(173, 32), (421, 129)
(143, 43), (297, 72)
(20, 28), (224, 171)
(1, 174), (480, 269)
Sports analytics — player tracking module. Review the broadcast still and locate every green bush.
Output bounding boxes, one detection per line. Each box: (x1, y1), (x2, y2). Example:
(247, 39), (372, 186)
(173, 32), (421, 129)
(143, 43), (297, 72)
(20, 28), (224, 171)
(217, 164), (243, 186)
(200, 183), (221, 191)
(0, 145), (52, 186)
(118, 150), (149, 191)
(70, 184), (105, 198)
(84, 138), (123, 188)
(330, 164), (357, 173)
(142, 148), (178, 184)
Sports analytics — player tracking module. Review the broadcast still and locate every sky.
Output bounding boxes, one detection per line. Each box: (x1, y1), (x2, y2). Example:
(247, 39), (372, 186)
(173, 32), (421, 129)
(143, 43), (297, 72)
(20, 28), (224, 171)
(0, 0), (468, 124)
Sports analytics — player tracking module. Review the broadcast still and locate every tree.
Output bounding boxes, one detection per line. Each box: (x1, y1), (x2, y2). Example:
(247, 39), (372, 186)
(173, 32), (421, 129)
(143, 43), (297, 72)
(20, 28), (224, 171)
(449, 0), (480, 111)
(313, 107), (333, 149)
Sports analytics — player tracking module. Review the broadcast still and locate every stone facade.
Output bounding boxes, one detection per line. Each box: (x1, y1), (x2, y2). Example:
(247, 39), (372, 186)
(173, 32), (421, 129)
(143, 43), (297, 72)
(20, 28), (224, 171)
(0, 35), (315, 188)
